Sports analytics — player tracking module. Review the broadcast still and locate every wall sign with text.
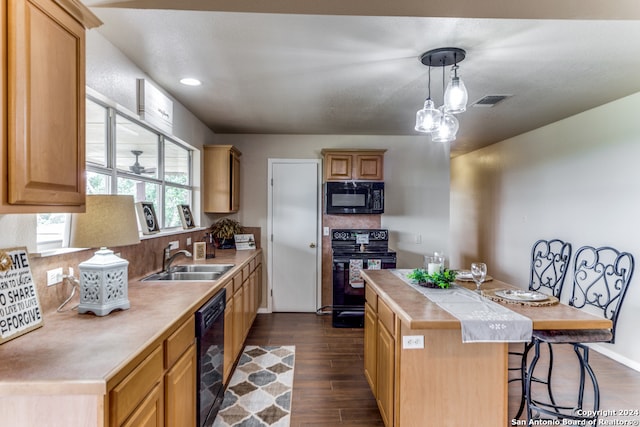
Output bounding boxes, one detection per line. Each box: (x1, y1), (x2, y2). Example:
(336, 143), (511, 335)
(0, 247), (44, 345)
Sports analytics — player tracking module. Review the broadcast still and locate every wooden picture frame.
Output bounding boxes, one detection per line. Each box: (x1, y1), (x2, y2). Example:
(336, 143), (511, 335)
(0, 247), (44, 345)
(193, 242), (206, 261)
(135, 201), (160, 234)
(177, 204), (195, 229)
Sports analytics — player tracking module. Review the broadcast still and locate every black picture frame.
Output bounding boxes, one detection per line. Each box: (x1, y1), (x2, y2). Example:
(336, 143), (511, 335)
(178, 204), (195, 229)
(135, 201), (160, 234)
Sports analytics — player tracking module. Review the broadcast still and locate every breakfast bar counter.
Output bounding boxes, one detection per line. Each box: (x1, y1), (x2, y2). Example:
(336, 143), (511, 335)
(359, 269), (611, 427)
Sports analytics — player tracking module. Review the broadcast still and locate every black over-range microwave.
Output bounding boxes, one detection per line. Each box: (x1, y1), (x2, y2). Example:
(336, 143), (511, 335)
(325, 181), (384, 214)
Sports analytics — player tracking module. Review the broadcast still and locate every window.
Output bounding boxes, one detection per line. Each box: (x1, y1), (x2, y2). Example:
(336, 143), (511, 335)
(36, 96), (194, 251)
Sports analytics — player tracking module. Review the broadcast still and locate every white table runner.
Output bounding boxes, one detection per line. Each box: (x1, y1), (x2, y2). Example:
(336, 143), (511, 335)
(392, 269), (532, 343)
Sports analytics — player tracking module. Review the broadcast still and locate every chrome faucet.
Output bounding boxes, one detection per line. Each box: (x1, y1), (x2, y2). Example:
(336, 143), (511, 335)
(163, 245), (193, 272)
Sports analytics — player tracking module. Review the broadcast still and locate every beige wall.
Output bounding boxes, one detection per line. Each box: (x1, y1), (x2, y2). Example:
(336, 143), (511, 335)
(450, 91), (640, 370)
(214, 134), (451, 268)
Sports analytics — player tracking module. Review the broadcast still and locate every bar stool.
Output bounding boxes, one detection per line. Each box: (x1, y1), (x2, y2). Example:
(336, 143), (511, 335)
(511, 238), (572, 419)
(524, 245), (634, 423)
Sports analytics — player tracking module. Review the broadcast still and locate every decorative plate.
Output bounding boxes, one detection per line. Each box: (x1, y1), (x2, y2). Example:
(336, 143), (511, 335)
(495, 289), (548, 302)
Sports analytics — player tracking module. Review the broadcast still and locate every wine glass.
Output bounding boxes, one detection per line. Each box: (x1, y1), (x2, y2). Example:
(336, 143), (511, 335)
(471, 262), (487, 293)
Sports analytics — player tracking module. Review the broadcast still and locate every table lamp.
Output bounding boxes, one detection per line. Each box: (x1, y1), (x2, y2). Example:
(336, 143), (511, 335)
(70, 195), (141, 316)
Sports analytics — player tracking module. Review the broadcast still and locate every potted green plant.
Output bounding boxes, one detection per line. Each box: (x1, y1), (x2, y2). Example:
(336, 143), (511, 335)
(210, 218), (243, 249)
(407, 268), (457, 289)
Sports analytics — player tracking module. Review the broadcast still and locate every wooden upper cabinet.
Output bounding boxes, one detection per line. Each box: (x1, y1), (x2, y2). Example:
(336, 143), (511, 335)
(322, 149), (386, 181)
(1, 0), (101, 213)
(203, 145), (242, 213)
(324, 152), (352, 180)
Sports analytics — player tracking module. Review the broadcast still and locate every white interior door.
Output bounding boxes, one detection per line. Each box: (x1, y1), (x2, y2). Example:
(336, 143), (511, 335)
(268, 159), (320, 312)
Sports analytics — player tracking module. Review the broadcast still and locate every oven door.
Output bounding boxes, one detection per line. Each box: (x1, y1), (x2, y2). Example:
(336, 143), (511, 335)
(332, 255), (396, 327)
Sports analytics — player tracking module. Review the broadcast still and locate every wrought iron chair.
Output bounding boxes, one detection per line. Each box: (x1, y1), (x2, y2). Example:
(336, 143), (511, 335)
(524, 245), (634, 423)
(511, 238), (572, 419)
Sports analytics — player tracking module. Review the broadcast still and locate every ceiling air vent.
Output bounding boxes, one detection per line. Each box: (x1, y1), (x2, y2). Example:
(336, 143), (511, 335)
(471, 95), (511, 108)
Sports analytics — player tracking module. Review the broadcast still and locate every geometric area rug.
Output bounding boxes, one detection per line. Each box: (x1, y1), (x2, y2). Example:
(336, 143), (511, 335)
(213, 346), (295, 427)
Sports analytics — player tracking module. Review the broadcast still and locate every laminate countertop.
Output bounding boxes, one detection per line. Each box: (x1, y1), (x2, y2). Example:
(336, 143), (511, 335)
(360, 269), (612, 331)
(0, 249), (261, 396)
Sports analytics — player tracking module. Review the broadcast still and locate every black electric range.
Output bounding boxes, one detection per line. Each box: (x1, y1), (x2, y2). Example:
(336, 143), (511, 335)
(331, 229), (396, 327)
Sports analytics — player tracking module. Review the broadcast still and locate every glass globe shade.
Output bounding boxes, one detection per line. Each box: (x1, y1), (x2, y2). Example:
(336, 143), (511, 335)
(431, 111), (459, 143)
(444, 71), (468, 114)
(415, 99), (442, 133)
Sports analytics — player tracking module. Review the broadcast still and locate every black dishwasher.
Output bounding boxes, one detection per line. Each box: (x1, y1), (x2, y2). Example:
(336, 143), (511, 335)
(195, 288), (226, 427)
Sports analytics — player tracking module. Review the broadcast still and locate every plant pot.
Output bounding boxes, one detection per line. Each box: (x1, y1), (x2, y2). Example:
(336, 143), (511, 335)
(216, 238), (235, 249)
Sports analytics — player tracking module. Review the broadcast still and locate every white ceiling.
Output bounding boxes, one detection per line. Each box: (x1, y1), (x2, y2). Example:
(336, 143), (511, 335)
(84, 0), (640, 157)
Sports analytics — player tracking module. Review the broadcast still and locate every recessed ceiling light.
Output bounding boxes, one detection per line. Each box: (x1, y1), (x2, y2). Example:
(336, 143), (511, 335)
(180, 78), (201, 86)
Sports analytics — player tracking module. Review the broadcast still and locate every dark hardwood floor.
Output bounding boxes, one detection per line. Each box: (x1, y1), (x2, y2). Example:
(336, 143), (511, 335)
(245, 313), (640, 426)
(245, 313), (383, 427)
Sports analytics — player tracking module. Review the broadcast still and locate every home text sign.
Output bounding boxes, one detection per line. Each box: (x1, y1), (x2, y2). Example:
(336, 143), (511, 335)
(0, 247), (44, 345)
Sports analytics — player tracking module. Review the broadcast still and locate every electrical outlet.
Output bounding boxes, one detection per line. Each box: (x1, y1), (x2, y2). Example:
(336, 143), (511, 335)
(46, 267), (63, 286)
(402, 335), (424, 349)
(169, 240), (179, 250)
(187, 237), (192, 246)
(323, 227), (330, 236)
(68, 267), (74, 277)
(415, 234), (422, 244)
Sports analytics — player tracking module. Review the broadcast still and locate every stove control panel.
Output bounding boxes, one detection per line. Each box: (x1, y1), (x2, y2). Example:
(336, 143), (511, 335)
(331, 229), (388, 242)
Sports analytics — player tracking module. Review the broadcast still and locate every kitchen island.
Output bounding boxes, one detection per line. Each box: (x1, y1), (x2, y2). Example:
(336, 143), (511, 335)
(0, 249), (262, 427)
(360, 269), (612, 427)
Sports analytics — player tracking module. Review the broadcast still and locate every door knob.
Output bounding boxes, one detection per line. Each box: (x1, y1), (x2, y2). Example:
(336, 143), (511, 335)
(309, 243), (316, 248)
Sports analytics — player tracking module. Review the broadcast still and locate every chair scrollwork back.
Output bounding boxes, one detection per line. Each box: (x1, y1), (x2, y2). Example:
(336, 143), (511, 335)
(530, 239), (573, 298)
(570, 245), (634, 343)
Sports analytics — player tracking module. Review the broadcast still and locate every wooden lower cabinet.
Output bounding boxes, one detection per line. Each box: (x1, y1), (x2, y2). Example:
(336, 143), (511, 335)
(223, 289), (234, 383)
(232, 285), (245, 357)
(224, 254), (262, 383)
(122, 382), (164, 427)
(363, 302), (377, 393)
(165, 343), (197, 427)
(365, 284), (396, 427)
(110, 318), (196, 427)
(110, 346), (164, 427)
(376, 320), (395, 427)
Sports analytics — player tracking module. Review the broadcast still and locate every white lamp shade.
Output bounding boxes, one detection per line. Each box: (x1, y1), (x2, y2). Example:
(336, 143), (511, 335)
(70, 195), (141, 248)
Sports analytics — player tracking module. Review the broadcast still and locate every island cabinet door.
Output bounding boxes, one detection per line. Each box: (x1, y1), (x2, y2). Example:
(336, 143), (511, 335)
(364, 302), (377, 394)
(376, 320), (395, 427)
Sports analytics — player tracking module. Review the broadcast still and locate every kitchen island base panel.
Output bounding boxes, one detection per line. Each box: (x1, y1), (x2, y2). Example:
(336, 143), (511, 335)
(398, 325), (508, 426)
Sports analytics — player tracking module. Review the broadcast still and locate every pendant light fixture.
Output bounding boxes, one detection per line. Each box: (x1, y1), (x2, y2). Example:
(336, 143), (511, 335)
(444, 66), (468, 114)
(432, 107), (459, 143)
(415, 65), (442, 132)
(415, 47), (468, 142)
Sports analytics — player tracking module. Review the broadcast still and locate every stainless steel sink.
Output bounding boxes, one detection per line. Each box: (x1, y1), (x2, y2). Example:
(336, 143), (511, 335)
(171, 264), (235, 273)
(141, 264), (235, 281)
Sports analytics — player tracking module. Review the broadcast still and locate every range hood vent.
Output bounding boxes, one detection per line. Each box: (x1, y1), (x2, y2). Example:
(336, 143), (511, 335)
(471, 95), (511, 107)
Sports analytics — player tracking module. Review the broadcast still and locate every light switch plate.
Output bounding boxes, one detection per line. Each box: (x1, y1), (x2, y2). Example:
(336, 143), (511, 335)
(323, 227), (330, 236)
(402, 335), (424, 349)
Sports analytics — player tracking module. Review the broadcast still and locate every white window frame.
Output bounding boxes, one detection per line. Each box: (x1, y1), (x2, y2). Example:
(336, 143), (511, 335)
(36, 93), (195, 252)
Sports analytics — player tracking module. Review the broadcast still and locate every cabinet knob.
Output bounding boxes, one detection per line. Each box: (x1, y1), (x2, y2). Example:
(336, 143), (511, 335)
(309, 243), (317, 248)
